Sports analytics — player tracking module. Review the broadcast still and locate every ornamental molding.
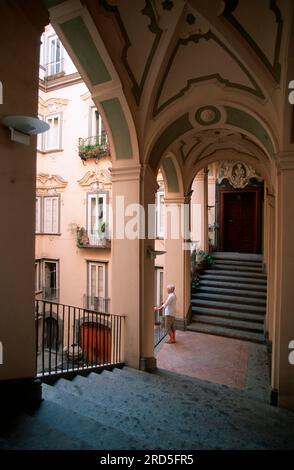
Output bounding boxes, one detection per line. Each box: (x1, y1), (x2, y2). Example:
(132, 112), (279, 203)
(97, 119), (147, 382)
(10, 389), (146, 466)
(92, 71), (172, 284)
(38, 97), (69, 115)
(36, 173), (68, 194)
(78, 169), (112, 190)
(217, 160), (263, 189)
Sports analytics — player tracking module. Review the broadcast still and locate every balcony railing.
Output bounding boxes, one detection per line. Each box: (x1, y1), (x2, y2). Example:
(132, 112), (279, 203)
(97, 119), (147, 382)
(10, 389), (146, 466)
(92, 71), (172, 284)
(44, 59), (65, 78)
(35, 299), (124, 379)
(77, 226), (111, 249)
(154, 308), (167, 347)
(78, 133), (110, 161)
(40, 287), (59, 302)
(84, 295), (110, 313)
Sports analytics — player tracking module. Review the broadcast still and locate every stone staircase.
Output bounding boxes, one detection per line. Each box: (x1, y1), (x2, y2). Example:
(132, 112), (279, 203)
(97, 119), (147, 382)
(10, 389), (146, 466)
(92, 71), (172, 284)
(1, 366), (294, 450)
(188, 253), (267, 343)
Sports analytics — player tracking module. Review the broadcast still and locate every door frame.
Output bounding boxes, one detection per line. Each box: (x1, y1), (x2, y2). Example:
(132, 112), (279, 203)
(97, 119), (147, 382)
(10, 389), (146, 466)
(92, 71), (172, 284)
(219, 187), (262, 253)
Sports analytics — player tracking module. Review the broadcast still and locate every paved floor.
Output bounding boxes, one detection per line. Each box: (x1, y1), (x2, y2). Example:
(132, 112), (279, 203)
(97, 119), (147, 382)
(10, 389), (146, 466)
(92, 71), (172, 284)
(156, 330), (270, 401)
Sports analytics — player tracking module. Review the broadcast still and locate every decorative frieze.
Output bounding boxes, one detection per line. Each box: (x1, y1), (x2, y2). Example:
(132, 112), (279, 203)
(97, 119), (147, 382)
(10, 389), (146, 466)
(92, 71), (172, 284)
(217, 160), (263, 189)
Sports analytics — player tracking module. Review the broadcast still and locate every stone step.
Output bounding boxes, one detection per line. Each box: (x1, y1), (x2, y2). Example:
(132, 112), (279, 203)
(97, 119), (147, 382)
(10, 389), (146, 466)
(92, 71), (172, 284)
(207, 268), (266, 278)
(195, 286), (266, 299)
(54, 373), (276, 449)
(191, 298), (266, 314)
(186, 322), (265, 344)
(212, 253), (263, 262)
(192, 292), (266, 307)
(80, 369), (288, 443)
(192, 314), (264, 333)
(0, 412), (92, 450)
(191, 307), (265, 323)
(42, 383), (199, 450)
(198, 280), (267, 292)
(53, 377), (234, 448)
(201, 273), (267, 284)
(213, 259), (263, 268)
(35, 398), (149, 450)
(212, 264), (264, 273)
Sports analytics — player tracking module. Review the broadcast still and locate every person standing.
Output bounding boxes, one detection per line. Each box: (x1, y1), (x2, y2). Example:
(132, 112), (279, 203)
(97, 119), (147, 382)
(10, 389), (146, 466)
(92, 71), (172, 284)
(154, 284), (177, 344)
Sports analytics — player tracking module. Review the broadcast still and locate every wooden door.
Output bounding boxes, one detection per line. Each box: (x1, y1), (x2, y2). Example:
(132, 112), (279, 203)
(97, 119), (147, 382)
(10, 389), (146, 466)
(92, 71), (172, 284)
(222, 191), (258, 253)
(80, 322), (111, 365)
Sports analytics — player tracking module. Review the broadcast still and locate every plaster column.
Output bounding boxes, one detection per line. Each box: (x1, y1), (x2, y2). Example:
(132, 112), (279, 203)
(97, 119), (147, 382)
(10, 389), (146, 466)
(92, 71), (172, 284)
(0, 0), (48, 412)
(163, 195), (191, 329)
(110, 165), (157, 371)
(271, 162), (294, 410)
(140, 165), (158, 370)
(265, 192), (275, 342)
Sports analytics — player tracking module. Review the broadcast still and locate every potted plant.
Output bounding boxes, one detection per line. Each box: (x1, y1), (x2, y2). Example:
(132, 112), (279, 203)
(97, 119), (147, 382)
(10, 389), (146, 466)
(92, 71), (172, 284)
(77, 226), (89, 247)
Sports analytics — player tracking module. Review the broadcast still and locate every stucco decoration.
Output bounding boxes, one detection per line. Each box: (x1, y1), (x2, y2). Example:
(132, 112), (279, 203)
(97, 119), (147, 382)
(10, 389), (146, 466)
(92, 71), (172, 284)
(100, 0), (162, 104)
(195, 106), (221, 126)
(39, 97), (69, 115)
(217, 160), (263, 188)
(153, 28), (264, 115)
(78, 169), (112, 190)
(36, 173), (68, 195)
(223, 0), (283, 82)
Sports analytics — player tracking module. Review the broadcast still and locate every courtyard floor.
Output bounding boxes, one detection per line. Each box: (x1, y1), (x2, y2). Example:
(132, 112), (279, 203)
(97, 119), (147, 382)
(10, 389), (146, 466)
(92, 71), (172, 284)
(155, 330), (270, 402)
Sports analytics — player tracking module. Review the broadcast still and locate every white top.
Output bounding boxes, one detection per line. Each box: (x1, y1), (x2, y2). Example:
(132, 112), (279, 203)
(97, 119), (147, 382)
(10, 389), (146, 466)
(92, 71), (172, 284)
(163, 292), (177, 317)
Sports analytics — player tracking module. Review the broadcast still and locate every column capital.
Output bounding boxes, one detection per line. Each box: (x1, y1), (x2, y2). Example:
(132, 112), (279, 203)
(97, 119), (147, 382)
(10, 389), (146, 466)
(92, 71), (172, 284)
(277, 151), (294, 171)
(110, 165), (142, 183)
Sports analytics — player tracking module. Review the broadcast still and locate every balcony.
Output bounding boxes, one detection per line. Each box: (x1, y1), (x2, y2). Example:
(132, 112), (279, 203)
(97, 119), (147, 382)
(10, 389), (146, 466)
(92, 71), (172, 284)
(78, 133), (110, 161)
(76, 226), (111, 249)
(84, 295), (110, 314)
(43, 59), (65, 79)
(37, 287), (59, 302)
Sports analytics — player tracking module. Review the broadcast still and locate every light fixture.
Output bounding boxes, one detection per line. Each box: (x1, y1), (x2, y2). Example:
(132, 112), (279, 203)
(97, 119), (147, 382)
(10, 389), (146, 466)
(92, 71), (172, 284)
(147, 246), (166, 260)
(1, 115), (50, 146)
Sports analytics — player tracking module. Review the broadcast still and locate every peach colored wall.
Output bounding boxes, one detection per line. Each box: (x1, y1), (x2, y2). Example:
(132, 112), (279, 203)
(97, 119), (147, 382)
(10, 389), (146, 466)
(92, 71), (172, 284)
(36, 27), (112, 311)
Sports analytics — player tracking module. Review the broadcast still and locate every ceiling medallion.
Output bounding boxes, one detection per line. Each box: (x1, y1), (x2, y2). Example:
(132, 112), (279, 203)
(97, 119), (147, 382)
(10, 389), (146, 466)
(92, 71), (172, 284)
(217, 160), (263, 189)
(195, 106), (221, 126)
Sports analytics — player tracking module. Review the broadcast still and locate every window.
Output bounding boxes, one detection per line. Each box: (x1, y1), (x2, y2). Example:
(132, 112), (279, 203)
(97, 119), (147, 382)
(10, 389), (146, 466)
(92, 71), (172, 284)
(89, 107), (108, 146)
(44, 196), (59, 233)
(37, 115), (44, 151)
(155, 268), (164, 324)
(156, 191), (165, 238)
(87, 193), (108, 245)
(36, 196), (41, 233)
(47, 35), (63, 76)
(35, 196), (60, 234)
(45, 114), (61, 151)
(43, 260), (59, 301)
(87, 262), (107, 311)
(156, 268), (164, 306)
(35, 260), (41, 293)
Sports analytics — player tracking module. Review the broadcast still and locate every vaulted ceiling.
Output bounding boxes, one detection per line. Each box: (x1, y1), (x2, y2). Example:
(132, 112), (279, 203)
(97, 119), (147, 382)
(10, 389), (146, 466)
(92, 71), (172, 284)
(45, 0), (294, 190)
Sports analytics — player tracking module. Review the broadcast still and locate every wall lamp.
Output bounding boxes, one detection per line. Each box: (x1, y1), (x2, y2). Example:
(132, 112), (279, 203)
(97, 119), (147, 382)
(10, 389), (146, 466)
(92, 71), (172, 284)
(147, 246), (166, 260)
(1, 115), (50, 145)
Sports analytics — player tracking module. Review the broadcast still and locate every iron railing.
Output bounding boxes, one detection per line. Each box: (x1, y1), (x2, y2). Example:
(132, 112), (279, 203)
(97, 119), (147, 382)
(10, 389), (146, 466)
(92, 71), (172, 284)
(44, 59), (65, 78)
(83, 295), (110, 314)
(77, 227), (111, 249)
(41, 287), (59, 302)
(35, 299), (124, 378)
(78, 133), (110, 161)
(154, 308), (167, 347)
